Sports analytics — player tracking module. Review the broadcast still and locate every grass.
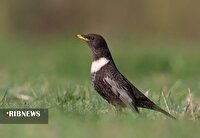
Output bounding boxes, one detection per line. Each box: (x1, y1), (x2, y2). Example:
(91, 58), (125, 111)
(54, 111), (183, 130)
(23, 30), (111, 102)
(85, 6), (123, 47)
(0, 35), (200, 138)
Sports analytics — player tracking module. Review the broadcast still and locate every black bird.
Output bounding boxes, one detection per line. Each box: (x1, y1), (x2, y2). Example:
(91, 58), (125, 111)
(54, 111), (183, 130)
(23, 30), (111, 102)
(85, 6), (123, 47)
(77, 33), (175, 119)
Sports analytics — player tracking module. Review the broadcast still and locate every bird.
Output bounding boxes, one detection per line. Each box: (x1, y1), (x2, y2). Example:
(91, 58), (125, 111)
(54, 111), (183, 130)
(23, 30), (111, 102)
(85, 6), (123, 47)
(77, 33), (175, 119)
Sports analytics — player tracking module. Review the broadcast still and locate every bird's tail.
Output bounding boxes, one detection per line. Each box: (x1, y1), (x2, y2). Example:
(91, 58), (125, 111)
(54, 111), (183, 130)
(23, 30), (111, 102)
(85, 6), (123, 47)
(153, 104), (176, 119)
(136, 99), (176, 119)
(131, 85), (176, 119)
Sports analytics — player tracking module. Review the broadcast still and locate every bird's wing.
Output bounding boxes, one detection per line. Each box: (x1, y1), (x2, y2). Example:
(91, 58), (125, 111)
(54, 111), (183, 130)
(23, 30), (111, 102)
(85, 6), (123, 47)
(102, 63), (175, 118)
(103, 69), (139, 112)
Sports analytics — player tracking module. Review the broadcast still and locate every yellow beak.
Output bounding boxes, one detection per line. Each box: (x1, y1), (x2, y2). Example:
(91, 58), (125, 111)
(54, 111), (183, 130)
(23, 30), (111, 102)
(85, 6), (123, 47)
(77, 34), (89, 41)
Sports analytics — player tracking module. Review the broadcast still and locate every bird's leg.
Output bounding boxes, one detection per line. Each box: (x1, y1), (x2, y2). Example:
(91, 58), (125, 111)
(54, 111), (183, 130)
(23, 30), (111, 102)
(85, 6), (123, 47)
(115, 106), (123, 116)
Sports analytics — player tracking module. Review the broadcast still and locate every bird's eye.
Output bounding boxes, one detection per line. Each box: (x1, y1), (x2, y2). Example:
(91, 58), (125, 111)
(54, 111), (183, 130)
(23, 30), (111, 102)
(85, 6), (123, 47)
(89, 37), (94, 40)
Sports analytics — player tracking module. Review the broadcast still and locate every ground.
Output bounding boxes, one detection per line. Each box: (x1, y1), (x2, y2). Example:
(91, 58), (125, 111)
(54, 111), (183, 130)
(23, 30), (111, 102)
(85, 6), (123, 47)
(0, 35), (200, 138)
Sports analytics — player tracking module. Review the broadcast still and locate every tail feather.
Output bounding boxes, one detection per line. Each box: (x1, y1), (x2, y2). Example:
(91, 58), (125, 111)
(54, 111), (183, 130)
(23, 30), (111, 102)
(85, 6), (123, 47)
(136, 99), (176, 119)
(133, 90), (176, 119)
(130, 84), (176, 119)
(153, 105), (176, 119)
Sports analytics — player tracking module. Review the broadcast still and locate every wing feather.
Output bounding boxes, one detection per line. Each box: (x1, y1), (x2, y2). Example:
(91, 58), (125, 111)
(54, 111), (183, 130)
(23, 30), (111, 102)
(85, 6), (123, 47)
(103, 72), (139, 112)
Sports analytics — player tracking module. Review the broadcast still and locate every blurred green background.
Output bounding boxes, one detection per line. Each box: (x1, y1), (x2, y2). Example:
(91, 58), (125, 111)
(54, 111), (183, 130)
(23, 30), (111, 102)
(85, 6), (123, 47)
(0, 1), (200, 138)
(1, 0), (200, 37)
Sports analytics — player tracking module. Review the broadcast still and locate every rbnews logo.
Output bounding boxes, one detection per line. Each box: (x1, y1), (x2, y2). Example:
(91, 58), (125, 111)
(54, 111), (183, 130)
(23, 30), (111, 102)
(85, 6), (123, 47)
(0, 109), (48, 124)
(6, 110), (41, 117)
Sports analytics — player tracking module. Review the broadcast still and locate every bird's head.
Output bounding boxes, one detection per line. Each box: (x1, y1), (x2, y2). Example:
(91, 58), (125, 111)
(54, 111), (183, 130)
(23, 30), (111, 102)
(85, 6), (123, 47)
(77, 34), (106, 48)
(77, 33), (112, 60)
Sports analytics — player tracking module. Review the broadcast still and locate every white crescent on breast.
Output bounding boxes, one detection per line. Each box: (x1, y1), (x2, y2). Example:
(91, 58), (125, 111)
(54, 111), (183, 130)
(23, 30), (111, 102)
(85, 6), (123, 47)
(91, 57), (109, 73)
